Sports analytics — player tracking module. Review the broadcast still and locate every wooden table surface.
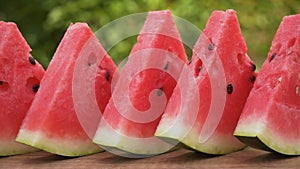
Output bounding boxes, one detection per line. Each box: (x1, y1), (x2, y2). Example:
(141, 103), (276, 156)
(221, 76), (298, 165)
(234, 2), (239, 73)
(0, 147), (299, 169)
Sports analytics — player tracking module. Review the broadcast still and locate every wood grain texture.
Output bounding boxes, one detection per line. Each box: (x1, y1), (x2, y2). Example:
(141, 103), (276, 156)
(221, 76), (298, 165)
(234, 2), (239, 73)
(0, 147), (299, 169)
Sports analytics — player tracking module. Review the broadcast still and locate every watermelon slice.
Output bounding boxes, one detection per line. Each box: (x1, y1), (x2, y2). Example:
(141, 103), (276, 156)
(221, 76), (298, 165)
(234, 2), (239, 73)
(93, 10), (188, 156)
(155, 9), (256, 154)
(0, 21), (44, 156)
(16, 23), (117, 156)
(234, 14), (300, 155)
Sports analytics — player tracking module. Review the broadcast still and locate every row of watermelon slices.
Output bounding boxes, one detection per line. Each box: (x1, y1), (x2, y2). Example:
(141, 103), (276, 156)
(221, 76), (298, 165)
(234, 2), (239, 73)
(0, 9), (299, 157)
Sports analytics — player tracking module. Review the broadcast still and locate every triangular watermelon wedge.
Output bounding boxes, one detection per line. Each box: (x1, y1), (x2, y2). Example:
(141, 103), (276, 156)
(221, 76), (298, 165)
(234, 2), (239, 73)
(93, 10), (188, 156)
(156, 9), (256, 154)
(0, 21), (44, 156)
(16, 23), (117, 156)
(234, 14), (300, 155)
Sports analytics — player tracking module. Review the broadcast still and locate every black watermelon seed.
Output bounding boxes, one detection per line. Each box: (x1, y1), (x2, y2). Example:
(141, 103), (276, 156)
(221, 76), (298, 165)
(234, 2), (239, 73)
(208, 43), (214, 51)
(251, 63), (256, 71)
(29, 56), (36, 65)
(0, 81), (3, 85)
(105, 71), (110, 82)
(270, 53), (277, 62)
(32, 84), (40, 93)
(227, 84), (233, 95)
(250, 75), (256, 82)
(164, 62), (169, 70)
(188, 60), (192, 65)
(157, 87), (163, 96)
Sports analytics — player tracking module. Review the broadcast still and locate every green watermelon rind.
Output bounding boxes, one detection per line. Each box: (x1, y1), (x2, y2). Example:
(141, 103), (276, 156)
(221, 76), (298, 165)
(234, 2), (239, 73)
(159, 129), (245, 155)
(182, 133), (246, 155)
(234, 117), (300, 155)
(155, 111), (246, 154)
(93, 121), (175, 156)
(17, 129), (104, 157)
(235, 136), (274, 153)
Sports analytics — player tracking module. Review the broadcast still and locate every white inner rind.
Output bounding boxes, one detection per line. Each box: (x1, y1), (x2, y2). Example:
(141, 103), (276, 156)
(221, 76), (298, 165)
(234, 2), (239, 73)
(234, 110), (267, 137)
(182, 128), (245, 154)
(93, 120), (175, 156)
(234, 114), (300, 155)
(16, 129), (103, 156)
(157, 121), (245, 155)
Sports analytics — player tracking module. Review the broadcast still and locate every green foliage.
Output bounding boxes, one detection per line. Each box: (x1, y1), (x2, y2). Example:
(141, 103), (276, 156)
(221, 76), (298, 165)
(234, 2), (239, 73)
(0, 0), (299, 68)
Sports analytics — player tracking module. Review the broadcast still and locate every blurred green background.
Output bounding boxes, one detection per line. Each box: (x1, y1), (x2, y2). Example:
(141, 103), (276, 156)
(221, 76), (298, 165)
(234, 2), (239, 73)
(0, 0), (299, 68)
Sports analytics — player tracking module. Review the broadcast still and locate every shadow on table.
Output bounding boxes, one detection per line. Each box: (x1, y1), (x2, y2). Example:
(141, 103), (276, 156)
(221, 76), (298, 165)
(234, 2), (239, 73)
(22, 152), (84, 164)
(100, 149), (220, 164)
(90, 150), (167, 164)
(245, 151), (299, 164)
(168, 151), (220, 162)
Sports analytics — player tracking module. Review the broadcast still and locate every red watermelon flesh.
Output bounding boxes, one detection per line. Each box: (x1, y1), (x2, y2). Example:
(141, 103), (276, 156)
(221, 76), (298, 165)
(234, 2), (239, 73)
(156, 9), (256, 154)
(234, 14), (300, 155)
(0, 21), (44, 156)
(16, 23), (117, 156)
(93, 10), (188, 155)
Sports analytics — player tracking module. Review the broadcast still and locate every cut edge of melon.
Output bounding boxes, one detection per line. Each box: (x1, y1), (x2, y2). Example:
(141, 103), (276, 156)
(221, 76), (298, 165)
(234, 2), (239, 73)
(157, 123), (246, 155)
(16, 129), (103, 157)
(155, 114), (192, 140)
(93, 120), (175, 156)
(0, 140), (39, 156)
(234, 113), (272, 152)
(235, 136), (274, 152)
(234, 116), (300, 155)
(180, 128), (245, 155)
(258, 133), (300, 155)
(234, 116), (267, 137)
(236, 132), (300, 155)
(156, 126), (246, 155)
(156, 116), (245, 154)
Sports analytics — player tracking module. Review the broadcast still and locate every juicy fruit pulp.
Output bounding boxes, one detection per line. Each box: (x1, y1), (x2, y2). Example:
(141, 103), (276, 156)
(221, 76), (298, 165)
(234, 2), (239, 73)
(16, 23), (117, 156)
(0, 21), (44, 156)
(93, 10), (188, 156)
(156, 9), (256, 154)
(234, 14), (300, 155)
